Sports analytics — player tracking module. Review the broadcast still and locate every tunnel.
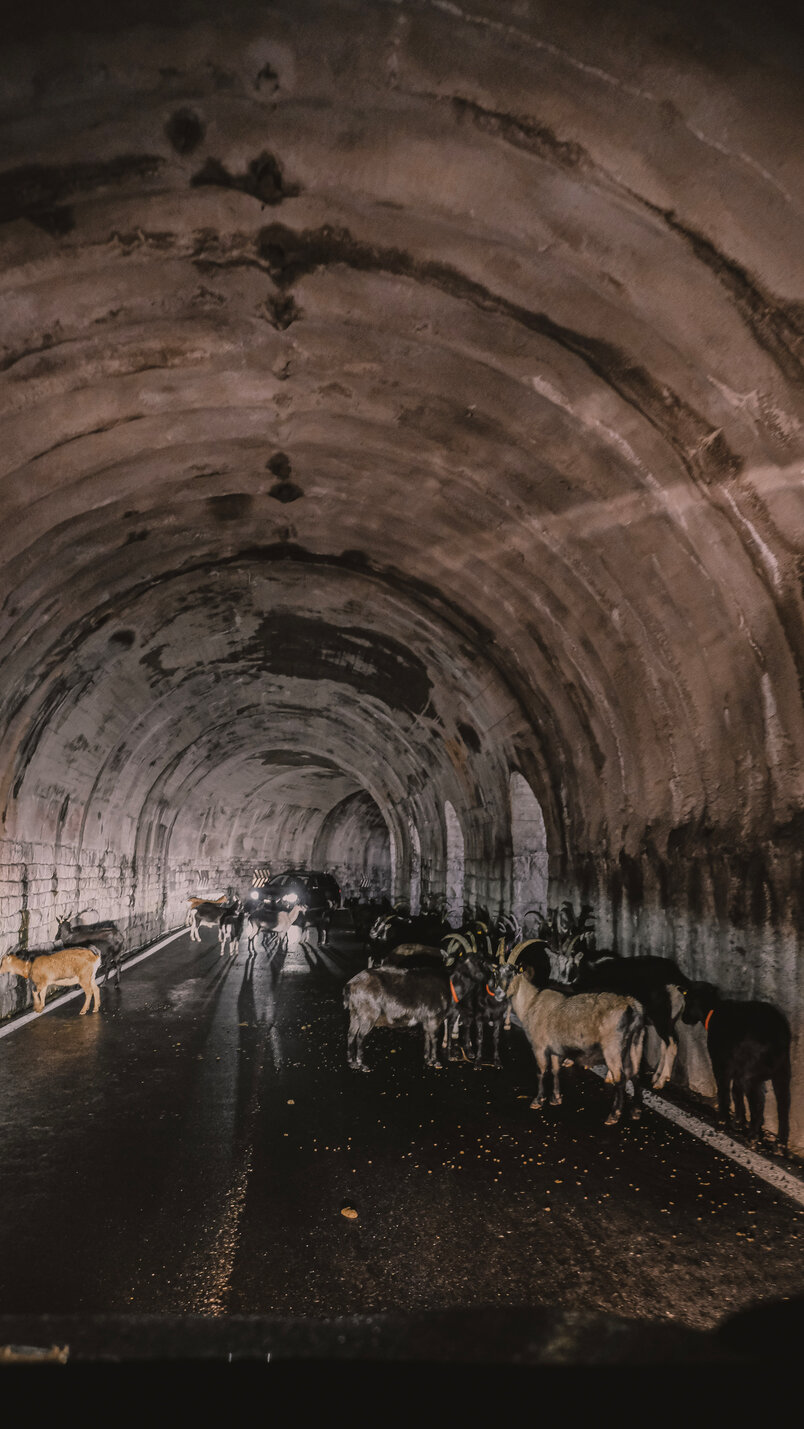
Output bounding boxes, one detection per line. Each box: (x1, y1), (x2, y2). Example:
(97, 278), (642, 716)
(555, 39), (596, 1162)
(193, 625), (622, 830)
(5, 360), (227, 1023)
(1, 0), (804, 1348)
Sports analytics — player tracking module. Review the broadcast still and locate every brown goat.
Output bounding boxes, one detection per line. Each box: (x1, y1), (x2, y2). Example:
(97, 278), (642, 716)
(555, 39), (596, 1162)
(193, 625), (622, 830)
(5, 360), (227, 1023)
(0, 947), (101, 1014)
(501, 970), (645, 1124)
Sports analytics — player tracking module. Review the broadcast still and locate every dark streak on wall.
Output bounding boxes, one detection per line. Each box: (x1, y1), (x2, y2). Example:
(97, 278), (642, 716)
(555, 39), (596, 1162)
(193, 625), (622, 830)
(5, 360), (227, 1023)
(255, 220), (743, 487)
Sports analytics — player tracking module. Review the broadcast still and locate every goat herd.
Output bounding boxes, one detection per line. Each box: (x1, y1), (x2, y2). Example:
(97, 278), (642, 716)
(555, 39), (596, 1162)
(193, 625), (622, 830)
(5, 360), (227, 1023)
(0, 896), (793, 1155)
(344, 901), (793, 1154)
(0, 894), (299, 1016)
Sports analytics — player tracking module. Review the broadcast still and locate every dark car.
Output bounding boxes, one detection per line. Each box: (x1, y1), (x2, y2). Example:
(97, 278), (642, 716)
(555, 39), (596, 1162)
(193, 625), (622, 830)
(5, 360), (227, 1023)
(246, 869), (341, 944)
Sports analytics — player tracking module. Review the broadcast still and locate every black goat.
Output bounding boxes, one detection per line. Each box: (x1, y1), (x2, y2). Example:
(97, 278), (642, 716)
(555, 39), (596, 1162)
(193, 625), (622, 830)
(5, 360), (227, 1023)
(367, 907), (452, 960)
(370, 941), (446, 971)
(569, 952), (690, 1090)
(343, 965), (451, 1071)
(55, 912), (124, 986)
(219, 904), (245, 956)
(446, 954), (508, 1068)
(346, 896), (392, 949)
(682, 981), (791, 1153)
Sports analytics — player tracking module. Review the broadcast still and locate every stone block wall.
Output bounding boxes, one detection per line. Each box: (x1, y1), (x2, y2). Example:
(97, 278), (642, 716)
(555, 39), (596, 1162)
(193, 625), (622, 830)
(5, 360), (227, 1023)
(0, 839), (241, 1020)
(553, 857), (803, 1152)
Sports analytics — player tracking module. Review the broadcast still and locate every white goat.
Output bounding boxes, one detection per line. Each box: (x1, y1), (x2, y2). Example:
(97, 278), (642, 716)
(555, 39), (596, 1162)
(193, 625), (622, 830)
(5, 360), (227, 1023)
(502, 970), (645, 1125)
(273, 904), (307, 956)
(189, 898), (240, 942)
(0, 946), (101, 1015)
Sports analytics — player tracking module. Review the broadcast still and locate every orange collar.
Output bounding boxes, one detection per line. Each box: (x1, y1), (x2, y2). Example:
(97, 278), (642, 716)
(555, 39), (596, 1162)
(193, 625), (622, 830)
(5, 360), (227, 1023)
(450, 978), (459, 1004)
(704, 1007), (714, 1032)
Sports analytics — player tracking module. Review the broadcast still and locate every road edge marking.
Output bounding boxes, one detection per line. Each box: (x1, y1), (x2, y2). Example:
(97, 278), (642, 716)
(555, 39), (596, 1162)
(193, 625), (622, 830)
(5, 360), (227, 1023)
(640, 1088), (804, 1207)
(590, 1063), (804, 1207)
(0, 926), (186, 1039)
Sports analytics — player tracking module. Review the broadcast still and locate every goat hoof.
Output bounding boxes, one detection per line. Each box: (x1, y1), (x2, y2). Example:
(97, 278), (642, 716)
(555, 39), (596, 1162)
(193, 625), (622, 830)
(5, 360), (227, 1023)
(604, 1113), (621, 1125)
(631, 1108), (642, 1121)
(529, 1098), (544, 1111)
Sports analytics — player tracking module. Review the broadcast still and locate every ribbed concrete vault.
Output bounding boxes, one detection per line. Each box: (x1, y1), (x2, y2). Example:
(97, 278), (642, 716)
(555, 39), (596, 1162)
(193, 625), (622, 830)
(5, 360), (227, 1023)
(1, 0), (803, 1141)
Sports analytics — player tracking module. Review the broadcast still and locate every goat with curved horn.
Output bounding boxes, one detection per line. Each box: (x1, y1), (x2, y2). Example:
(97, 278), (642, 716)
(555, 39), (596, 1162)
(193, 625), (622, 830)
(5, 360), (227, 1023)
(442, 932), (473, 960)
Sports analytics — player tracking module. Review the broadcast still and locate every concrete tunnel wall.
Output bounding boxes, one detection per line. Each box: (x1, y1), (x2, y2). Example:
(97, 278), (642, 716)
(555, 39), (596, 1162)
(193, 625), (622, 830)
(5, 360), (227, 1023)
(0, 0), (803, 1144)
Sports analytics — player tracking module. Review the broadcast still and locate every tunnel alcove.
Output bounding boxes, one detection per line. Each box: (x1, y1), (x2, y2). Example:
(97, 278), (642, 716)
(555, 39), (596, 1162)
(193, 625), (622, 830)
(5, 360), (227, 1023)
(0, 0), (803, 1148)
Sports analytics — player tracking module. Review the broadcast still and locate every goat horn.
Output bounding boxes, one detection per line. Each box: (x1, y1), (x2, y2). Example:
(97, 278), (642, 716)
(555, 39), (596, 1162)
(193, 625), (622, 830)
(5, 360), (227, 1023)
(442, 933), (472, 957)
(506, 938), (539, 965)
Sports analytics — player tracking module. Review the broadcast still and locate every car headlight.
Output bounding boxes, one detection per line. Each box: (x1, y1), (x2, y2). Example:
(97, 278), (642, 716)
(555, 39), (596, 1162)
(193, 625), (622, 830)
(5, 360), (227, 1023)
(249, 890), (259, 901)
(282, 892), (298, 906)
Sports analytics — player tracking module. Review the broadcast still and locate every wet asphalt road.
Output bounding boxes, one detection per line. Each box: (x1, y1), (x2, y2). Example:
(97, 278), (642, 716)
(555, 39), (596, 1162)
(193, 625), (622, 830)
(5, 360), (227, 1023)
(0, 920), (803, 1355)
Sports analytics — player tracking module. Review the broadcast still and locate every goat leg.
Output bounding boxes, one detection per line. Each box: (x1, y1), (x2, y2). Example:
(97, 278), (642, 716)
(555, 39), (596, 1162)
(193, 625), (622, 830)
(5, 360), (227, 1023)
(549, 1053), (562, 1105)
(772, 1064), (791, 1153)
(490, 1015), (503, 1068)
(347, 1025), (370, 1072)
(604, 1074), (625, 1125)
(628, 1066), (643, 1119)
(746, 1080), (765, 1145)
(471, 1012), (485, 1065)
(425, 1024), (443, 1069)
(713, 1065), (733, 1130)
(530, 1060), (548, 1110)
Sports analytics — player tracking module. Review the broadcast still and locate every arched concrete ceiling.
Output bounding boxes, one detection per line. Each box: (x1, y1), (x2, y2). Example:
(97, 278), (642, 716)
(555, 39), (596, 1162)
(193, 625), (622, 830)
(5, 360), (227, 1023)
(1, 0), (803, 899)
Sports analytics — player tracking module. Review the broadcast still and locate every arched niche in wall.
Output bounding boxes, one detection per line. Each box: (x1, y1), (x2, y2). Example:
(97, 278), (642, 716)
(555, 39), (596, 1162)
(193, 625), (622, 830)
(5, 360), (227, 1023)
(444, 800), (465, 926)
(510, 772), (549, 922)
(408, 821), (422, 917)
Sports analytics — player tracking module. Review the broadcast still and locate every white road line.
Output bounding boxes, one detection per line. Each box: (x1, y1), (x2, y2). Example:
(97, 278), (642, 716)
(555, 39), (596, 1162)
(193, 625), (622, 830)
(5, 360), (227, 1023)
(590, 1064), (804, 1207)
(640, 1088), (804, 1208)
(0, 926), (186, 1040)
